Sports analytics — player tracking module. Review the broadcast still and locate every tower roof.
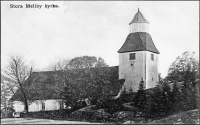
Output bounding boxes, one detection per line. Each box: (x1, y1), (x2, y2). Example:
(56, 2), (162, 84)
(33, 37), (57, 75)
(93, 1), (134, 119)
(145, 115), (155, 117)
(129, 9), (149, 25)
(118, 32), (160, 54)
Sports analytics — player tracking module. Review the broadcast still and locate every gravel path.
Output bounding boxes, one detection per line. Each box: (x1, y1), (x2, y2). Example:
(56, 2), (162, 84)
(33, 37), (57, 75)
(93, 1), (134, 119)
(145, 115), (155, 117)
(1, 118), (99, 124)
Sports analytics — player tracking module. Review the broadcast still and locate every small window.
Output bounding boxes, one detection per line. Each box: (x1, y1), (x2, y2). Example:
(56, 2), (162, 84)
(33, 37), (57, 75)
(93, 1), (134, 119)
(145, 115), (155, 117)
(42, 102), (45, 110)
(151, 54), (154, 61)
(129, 53), (136, 60)
(59, 102), (62, 109)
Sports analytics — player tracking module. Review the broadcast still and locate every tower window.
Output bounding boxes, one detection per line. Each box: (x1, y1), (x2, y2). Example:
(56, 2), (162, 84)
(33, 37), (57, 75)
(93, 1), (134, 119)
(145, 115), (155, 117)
(151, 54), (154, 61)
(129, 53), (136, 60)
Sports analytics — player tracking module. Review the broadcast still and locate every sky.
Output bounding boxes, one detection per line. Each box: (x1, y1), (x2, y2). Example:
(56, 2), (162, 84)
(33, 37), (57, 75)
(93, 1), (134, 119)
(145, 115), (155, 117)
(1, 1), (199, 78)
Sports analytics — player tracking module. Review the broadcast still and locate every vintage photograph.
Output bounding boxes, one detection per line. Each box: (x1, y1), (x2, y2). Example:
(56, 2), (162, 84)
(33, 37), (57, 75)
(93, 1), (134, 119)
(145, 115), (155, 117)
(1, 1), (199, 124)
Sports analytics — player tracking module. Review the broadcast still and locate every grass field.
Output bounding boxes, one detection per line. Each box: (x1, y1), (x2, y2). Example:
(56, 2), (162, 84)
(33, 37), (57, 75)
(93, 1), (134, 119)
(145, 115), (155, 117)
(149, 109), (199, 124)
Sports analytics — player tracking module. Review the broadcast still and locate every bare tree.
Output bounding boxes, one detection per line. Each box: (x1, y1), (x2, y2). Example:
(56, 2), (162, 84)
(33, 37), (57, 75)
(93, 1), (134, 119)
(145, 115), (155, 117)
(1, 74), (15, 109)
(3, 55), (35, 113)
(46, 58), (70, 71)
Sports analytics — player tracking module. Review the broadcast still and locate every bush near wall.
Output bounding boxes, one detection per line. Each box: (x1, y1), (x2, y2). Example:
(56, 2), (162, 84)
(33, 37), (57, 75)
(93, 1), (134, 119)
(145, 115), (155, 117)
(1, 107), (15, 119)
(118, 92), (136, 103)
(21, 109), (71, 120)
(96, 98), (125, 114)
(70, 100), (87, 112)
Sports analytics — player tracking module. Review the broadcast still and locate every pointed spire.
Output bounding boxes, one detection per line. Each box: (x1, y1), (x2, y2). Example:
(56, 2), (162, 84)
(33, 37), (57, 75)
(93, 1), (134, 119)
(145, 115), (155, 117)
(129, 9), (149, 25)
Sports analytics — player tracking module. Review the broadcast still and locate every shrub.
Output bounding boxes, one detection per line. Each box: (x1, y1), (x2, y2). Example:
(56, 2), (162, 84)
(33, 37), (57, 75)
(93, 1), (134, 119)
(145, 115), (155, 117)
(93, 109), (111, 122)
(118, 92), (136, 103)
(70, 109), (95, 121)
(96, 98), (124, 114)
(134, 81), (147, 110)
(1, 107), (15, 118)
(70, 105), (112, 122)
(21, 109), (71, 119)
(112, 111), (135, 122)
(70, 100), (87, 112)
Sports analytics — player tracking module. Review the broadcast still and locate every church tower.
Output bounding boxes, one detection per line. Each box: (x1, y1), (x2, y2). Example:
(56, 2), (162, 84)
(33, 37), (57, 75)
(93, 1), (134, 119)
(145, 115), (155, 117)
(118, 9), (160, 92)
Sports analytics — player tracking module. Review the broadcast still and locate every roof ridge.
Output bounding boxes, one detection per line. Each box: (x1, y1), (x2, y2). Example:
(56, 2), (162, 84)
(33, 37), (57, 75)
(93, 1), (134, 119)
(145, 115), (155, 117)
(146, 34), (160, 53)
(137, 32), (147, 49)
(34, 66), (119, 74)
(117, 33), (132, 53)
(136, 13), (139, 21)
(138, 11), (149, 22)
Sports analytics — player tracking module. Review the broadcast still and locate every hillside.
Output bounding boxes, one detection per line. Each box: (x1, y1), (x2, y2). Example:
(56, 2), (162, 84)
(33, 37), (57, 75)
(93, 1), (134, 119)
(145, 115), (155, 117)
(149, 109), (199, 124)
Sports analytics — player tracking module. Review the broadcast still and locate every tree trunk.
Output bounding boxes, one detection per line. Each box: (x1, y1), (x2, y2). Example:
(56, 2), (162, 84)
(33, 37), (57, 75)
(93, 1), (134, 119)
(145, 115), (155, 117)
(22, 92), (29, 113)
(23, 100), (29, 113)
(19, 84), (29, 113)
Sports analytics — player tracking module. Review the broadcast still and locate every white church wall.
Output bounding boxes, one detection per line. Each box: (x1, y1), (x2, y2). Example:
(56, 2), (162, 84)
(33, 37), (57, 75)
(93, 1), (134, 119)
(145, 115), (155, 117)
(13, 101), (24, 112)
(119, 51), (146, 92)
(30, 101), (43, 111)
(29, 101), (40, 112)
(44, 99), (62, 111)
(12, 99), (64, 112)
(119, 51), (159, 92)
(146, 51), (159, 89)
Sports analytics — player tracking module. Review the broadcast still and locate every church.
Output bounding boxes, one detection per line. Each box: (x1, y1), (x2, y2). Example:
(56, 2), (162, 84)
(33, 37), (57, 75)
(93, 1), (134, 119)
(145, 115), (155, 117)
(118, 8), (159, 92)
(10, 9), (159, 113)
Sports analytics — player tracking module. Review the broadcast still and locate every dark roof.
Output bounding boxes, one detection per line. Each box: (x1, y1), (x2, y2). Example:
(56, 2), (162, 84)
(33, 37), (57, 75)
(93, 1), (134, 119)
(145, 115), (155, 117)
(10, 66), (122, 102)
(129, 9), (149, 25)
(118, 32), (160, 54)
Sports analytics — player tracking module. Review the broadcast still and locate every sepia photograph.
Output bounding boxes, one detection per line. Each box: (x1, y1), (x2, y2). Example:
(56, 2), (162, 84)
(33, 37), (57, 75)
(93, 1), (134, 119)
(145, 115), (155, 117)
(1, 1), (199, 124)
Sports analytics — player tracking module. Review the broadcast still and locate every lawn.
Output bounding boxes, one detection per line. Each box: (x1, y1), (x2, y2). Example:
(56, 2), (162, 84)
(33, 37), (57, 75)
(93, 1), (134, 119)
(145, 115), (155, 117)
(149, 109), (199, 124)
